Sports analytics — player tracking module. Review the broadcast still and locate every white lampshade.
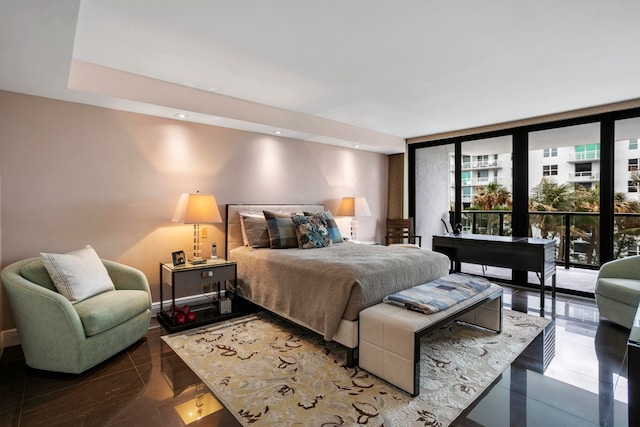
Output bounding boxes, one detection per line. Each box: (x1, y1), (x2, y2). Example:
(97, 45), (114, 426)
(336, 196), (372, 217)
(336, 196), (371, 242)
(172, 192), (222, 224)
(172, 192), (222, 263)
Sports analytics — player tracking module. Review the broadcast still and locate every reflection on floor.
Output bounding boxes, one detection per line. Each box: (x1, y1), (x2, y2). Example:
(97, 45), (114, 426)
(461, 262), (600, 295)
(458, 288), (629, 427)
(0, 288), (630, 426)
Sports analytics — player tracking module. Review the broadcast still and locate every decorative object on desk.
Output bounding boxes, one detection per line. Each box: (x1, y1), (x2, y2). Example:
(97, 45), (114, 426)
(163, 310), (549, 427)
(172, 191), (222, 264)
(454, 223), (462, 235)
(336, 195), (371, 242)
(172, 250), (187, 266)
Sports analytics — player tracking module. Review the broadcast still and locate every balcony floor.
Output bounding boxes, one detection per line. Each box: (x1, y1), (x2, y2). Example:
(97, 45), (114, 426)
(460, 263), (599, 295)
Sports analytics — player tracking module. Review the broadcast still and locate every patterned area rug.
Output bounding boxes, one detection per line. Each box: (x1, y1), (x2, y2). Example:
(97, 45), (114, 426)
(162, 310), (549, 426)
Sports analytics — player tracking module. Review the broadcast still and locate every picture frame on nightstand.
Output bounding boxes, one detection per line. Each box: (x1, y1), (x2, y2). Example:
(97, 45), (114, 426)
(172, 250), (186, 266)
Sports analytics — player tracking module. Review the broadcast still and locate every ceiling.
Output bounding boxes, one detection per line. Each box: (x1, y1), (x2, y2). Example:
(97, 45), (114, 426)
(2, 0), (640, 154)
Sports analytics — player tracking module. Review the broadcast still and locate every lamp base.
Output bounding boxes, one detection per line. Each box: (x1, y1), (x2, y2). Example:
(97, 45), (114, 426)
(350, 217), (358, 242)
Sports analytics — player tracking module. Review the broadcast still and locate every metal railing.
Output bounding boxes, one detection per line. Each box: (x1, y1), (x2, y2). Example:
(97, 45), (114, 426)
(568, 150), (601, 162)
(460, 177), (503, 187)
(461, 160), (501, 170)
(449, 210), (640, 269)
(567, 171), (600, 182)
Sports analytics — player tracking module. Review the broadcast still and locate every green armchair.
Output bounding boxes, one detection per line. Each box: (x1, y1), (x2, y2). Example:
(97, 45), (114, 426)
(595, 255), (640, 329)
(1, 257), (152, 373)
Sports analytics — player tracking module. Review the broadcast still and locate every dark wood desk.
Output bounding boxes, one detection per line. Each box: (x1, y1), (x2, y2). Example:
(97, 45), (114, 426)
(432, 234), (556, 313)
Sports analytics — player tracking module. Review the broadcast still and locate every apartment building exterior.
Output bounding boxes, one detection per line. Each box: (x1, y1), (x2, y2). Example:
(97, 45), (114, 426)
(455, 138), (640, 208)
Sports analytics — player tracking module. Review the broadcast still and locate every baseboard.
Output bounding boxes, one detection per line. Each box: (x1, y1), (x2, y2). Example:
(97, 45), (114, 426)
(2, 295), (214, 349)
(2, 328), (20, 348)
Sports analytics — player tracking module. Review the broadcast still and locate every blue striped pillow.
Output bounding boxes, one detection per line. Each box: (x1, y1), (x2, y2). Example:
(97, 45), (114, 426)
(264, 211), (298, 249)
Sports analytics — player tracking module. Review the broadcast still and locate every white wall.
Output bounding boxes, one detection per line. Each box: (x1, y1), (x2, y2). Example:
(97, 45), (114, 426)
(415, 144), (454, 242)
(0, 90), (389, 330)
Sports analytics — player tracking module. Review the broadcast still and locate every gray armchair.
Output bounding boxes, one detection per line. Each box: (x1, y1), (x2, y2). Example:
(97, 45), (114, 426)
(1, 257), (151, 373)
(595, 255), (640, 329)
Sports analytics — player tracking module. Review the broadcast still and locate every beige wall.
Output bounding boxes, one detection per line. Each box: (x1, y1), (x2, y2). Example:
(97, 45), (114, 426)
(0, 90), (388, 331)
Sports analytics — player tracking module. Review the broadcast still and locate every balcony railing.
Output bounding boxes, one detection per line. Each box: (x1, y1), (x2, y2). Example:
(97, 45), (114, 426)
(460, 177), (503, 187)
(567, 171), (600, 182)
(449, 210), (640, 269)
(567, 151), (601, 162)
(461, 160), (501, 170)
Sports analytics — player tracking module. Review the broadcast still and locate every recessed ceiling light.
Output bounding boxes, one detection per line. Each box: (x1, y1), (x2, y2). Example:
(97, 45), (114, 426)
(175, 113), (188, 119)
(272, 130), (283, 135)
(354, 144), (361, 148)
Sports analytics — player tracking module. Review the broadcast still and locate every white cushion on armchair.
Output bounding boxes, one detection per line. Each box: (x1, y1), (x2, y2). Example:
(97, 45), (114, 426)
(40, 245), (115, 303)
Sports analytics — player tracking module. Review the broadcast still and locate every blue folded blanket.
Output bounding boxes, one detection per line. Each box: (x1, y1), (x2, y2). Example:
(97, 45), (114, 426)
(383, 273), (491, 314)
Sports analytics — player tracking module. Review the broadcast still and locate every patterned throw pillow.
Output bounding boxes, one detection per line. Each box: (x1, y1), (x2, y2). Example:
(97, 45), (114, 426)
(304, 210), (343, 244)
(292, 214), (331, 249)
(264, 211), (298, 249)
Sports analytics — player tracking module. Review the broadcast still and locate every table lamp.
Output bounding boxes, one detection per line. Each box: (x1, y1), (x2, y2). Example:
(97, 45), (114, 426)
(336, 196), (371, 242)
(172, 191), (222, 264)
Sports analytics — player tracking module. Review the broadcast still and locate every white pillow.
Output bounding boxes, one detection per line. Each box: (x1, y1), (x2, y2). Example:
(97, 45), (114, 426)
(40, 245), (115, 303)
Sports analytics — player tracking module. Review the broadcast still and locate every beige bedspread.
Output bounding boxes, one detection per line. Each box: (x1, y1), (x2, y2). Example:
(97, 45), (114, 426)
(230, 243), (450, 340)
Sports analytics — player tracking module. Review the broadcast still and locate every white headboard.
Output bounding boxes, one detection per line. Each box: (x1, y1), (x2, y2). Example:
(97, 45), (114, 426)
(225, 204), (325, 258)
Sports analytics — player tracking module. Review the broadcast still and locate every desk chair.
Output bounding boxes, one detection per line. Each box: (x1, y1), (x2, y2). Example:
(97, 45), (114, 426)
(385, 218), (422, 247)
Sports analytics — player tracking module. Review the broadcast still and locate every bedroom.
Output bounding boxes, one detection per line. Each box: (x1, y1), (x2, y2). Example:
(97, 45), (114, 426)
(2, 1), (640, 426)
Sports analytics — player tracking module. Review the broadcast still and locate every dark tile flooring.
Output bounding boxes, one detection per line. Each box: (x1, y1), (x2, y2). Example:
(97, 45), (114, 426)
(0, 288), (630, 427)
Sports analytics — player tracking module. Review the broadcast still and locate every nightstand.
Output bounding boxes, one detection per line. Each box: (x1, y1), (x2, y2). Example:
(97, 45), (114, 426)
(158, 259), (241, 332)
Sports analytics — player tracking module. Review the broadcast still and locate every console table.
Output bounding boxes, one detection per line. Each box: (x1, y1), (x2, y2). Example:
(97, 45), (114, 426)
(432, 234), (556, 313)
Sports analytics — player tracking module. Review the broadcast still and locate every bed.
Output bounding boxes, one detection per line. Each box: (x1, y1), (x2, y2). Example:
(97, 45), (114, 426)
(225, 204), (450, 361)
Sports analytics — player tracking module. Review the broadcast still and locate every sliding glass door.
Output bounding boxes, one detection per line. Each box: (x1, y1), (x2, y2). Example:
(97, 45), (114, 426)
(614, 117), (640, 258)
(460, 136), (513, 235)
(410, 107), (640, 298)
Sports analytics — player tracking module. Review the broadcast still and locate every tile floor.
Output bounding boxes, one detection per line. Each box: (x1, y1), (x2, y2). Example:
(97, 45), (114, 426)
(0, 288), (630, 427)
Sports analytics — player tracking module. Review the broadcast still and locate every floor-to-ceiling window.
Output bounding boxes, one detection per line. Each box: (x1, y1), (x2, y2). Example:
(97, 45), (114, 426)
(529, 123), (601, 276)
(460, 136), (513, 235)
(410, 107), (640, 298)
(614, 117), (640, 258)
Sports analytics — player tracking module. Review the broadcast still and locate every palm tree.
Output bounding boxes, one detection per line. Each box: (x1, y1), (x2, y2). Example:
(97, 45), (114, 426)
(529, 178), (573, 212)
(473, 182), (511, 210)
(529, 178), (574, 261)
(613, 192), (640, 258)
(572, 184), (600, 264)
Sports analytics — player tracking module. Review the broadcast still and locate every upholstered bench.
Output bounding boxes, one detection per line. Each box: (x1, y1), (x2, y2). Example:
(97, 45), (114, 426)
(359, 276), (503, 396)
